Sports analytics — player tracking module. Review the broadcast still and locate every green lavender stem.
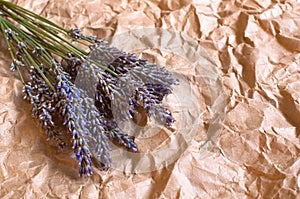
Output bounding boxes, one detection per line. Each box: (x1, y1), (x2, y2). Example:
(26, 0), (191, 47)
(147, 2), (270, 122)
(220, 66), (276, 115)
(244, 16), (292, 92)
(0, 0), (117, 89)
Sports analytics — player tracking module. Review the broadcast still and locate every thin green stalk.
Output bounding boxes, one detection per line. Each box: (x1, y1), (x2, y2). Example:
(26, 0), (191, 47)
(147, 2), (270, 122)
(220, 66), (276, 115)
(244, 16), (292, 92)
(6, 4), (92, 47)
(0, 17), (25, 83)
(1, 16), (67, 68)
(24, 50), (55, 91)
(6, 6), (89, 56)
(0, 0), (67, 33)
(1, 18), (56, 91)
(0, 8), (78, 57)
(0, 0), (118, 77)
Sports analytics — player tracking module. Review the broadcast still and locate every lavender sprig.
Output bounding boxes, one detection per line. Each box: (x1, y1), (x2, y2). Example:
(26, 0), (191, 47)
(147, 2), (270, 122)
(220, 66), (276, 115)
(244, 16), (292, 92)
(53, 61), (96, 176)
(0, 1), (178, 177)
(22, 67), (66, 148)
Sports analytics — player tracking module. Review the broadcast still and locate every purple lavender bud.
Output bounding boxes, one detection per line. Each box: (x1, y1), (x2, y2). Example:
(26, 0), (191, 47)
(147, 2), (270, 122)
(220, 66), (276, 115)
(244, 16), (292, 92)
(10, 62), (16, 71)
(56, 81), (62, 89)
(76, 147), (82, 159)
(72, 140), (78, 149)
(17, 42), (27, 50)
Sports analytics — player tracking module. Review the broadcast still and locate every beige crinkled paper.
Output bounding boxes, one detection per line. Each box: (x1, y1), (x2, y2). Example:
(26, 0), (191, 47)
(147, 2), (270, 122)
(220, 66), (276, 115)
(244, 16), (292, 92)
(0, 0), (299, 198)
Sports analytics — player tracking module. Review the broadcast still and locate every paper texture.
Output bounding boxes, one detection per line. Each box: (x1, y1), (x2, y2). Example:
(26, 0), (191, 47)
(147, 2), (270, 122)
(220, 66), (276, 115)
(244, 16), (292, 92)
(0, 0), (299, 198)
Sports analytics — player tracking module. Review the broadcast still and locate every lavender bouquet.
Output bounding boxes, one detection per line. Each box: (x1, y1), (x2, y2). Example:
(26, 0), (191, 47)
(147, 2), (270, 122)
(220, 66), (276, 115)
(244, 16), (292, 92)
(0, 1), (178, 176)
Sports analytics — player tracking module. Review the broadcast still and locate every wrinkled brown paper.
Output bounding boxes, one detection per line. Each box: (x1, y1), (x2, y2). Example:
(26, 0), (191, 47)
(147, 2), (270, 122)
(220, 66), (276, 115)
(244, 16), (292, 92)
(0, 0), (299, 198)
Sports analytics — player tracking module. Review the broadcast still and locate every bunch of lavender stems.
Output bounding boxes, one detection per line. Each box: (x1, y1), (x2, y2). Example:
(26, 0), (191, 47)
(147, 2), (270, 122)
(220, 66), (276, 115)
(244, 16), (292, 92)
(0, 0), (178, 176)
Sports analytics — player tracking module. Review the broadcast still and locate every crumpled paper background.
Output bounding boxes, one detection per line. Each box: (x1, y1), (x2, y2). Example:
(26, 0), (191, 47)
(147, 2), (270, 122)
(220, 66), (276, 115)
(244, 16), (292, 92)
(0, 0), (299, 198)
